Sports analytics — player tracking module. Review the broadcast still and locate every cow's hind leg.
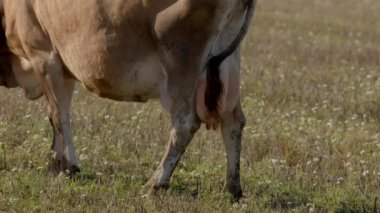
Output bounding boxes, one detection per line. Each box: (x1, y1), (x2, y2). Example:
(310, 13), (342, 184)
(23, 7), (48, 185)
(143, 0), (223, 192)
(143, 54), (202, 192)
(145, 103), (201, 191)
(221, 102), (246, 200)
(31, 53), (79, 174)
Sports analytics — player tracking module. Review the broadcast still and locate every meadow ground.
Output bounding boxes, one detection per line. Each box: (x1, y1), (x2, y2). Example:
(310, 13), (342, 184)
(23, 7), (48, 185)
(1, 0), (380, 212)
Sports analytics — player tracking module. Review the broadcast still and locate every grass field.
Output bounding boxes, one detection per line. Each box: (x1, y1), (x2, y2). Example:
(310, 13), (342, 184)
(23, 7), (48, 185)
(1, 0), (380, 212)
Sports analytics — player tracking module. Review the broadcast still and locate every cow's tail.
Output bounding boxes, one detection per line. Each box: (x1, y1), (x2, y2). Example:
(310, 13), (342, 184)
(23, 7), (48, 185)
(204, 0), (257, 118)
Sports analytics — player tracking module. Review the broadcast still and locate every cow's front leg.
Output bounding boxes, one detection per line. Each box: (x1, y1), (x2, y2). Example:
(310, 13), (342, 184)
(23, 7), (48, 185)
(31, 53), (79, 174)
(220, 102), (246, 200)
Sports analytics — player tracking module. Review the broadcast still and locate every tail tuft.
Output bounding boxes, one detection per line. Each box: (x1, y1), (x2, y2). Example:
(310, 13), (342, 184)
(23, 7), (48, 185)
(204, 55), (225, 119)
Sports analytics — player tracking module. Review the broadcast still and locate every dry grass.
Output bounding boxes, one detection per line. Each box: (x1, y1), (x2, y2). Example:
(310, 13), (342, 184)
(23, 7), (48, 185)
(1, 0), (380, 212)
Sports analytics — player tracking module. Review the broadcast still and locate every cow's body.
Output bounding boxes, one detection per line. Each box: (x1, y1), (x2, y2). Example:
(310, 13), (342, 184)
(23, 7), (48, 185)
(0, 0), (256, 199)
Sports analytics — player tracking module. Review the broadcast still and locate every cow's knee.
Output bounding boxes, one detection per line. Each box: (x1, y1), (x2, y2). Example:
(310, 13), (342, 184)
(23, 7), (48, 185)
(173, 112), (201, 135)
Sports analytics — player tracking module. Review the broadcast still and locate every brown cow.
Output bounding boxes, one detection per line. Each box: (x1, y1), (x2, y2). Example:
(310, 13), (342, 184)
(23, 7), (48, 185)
(0, 0), (257, 199)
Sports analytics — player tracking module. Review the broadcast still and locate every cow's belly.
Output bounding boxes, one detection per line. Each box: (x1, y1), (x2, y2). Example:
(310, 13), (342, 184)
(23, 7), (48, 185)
(74, 54), (165, 102)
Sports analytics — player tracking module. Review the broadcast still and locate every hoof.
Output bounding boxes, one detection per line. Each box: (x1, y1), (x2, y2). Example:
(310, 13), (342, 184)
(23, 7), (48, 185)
(57, 164), (80, 179)
(57, 163), (80, 177)
(69, 165), (81, 174)
(48, 153), (80, 178)
(231, 189), (243, 202)
(68, 165), (81, 176)
(141, 178), (169, 196)
(224, 183), (243, 202)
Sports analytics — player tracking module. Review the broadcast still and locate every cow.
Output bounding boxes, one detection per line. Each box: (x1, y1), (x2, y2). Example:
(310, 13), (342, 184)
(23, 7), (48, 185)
(0, 0), (257, 199)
